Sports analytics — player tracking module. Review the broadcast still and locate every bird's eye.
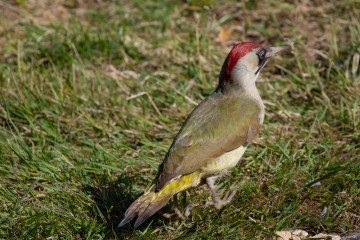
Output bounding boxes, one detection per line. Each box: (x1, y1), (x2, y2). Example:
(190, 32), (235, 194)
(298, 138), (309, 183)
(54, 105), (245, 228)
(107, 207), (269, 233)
(258, 50), (266, 60)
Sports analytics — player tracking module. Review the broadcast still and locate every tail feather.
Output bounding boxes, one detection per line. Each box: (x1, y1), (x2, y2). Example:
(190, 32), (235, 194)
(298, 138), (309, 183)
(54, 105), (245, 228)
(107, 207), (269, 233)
(134, 195), (172, 227)
(118, 190), (171, 228)
(118, 171), (202, 228)
(118, 196), (148, 227)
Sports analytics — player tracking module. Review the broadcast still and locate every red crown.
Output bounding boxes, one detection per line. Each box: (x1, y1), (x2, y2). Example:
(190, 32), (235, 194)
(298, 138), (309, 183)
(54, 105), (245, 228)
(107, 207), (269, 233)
(226, 42), (261, 75)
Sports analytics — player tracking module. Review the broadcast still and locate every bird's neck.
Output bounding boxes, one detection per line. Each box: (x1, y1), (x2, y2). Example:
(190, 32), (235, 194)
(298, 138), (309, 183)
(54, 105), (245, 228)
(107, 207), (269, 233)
(218, 72), (262, 100)
(216, 63), (265, 124)
(217, 72), (265, 123)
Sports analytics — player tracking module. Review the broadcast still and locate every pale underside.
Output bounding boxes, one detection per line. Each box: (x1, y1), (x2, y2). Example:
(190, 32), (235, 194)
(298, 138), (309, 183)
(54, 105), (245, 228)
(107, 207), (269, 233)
(201, 145), (247, 174)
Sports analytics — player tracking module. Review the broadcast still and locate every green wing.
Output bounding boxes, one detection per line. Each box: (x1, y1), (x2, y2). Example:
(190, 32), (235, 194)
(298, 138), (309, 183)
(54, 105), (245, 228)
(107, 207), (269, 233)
(156, 91), (263, 190)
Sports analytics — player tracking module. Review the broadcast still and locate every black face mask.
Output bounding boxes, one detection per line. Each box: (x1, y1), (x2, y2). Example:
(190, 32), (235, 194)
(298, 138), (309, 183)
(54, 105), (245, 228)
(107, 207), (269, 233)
(255, 49), (267, 75)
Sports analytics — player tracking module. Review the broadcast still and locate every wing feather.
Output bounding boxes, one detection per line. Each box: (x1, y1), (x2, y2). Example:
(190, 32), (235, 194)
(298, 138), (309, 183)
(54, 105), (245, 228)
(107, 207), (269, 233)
(156, 91), (263, 190)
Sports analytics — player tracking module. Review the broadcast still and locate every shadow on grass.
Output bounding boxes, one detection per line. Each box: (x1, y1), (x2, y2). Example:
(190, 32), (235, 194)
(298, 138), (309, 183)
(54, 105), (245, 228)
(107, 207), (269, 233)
(82, 173), (169, 237)
(82, 173), (140, 236)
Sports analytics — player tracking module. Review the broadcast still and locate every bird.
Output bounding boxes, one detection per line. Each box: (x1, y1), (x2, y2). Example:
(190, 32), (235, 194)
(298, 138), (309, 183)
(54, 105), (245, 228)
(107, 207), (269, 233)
(118, 42), (289, 228)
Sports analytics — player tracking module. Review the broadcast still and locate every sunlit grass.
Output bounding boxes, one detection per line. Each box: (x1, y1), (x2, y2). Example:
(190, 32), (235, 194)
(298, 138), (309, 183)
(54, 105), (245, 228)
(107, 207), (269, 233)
(0, 0), (359, 239)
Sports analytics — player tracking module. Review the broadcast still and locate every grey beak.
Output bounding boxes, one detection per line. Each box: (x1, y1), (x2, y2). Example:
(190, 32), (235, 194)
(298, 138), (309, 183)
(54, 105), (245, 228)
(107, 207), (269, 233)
(265, 46), (290, 58)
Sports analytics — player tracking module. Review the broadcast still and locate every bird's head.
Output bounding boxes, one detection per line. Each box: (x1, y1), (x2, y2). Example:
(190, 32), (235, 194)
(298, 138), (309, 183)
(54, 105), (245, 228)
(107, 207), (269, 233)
(218, 42), (289, 90)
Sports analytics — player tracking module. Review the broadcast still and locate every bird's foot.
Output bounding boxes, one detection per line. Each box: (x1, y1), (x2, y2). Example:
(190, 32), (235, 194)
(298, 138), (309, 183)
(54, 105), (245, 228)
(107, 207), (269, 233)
(183, 202), (196, 217)
(162, 203), (196, 219)
(206, 185), (238, 210)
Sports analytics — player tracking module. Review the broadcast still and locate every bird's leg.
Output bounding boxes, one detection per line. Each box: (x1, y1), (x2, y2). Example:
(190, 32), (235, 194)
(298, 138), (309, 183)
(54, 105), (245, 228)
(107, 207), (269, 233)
(181, 191), (196, 217)
(182, 191), (187, 209)
(205, 176), (238, 210)
(174, 193), (185, 220)
(163, 192), (196, 219)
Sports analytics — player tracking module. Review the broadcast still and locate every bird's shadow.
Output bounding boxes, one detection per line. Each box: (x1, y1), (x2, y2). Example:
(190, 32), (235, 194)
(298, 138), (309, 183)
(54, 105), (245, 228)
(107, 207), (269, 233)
(82, 173), (141, 235)
(82, 173), (169, 236)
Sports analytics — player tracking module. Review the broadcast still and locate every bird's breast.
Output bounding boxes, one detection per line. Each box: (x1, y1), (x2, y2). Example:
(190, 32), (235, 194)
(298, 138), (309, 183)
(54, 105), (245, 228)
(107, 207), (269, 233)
(201, 145), (247, 175)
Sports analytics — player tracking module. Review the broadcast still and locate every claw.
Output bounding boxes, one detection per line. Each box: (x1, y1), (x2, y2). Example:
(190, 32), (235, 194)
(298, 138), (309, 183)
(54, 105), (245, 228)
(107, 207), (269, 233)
(162, 192), (197, 219)
(206, 176), (238, 210)
(184, 203), (196, 217)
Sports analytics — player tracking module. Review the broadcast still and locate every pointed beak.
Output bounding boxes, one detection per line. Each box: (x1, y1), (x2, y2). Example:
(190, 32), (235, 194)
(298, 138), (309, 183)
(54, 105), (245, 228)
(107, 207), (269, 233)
(265, 46), (290, 58)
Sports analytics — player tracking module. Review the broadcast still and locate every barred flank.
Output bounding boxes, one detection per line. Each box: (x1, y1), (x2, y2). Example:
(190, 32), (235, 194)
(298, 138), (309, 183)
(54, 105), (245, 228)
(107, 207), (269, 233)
(118, 171), (202, 228)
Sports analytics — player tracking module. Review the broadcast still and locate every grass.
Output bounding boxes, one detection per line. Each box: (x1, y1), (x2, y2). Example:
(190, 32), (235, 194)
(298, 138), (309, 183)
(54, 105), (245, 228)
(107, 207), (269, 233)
(0, 0), (359, 239)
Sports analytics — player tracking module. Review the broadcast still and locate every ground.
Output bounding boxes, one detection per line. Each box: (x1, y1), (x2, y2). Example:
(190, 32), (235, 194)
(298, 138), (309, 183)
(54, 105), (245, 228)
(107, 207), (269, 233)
(0, 0), (359, 239)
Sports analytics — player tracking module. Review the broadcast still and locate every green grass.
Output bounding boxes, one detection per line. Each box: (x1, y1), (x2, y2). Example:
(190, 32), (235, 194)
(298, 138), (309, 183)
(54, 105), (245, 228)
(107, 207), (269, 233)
(0, 0), (359, 239)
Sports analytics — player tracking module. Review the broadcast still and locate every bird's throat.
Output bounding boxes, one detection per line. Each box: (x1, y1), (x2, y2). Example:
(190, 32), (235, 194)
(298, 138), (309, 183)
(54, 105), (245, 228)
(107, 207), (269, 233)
(255, 59), (268, 75)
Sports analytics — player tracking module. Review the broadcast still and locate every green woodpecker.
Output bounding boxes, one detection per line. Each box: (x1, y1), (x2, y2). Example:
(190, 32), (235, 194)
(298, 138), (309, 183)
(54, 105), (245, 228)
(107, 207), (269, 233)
(119, 42), (289, 228)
